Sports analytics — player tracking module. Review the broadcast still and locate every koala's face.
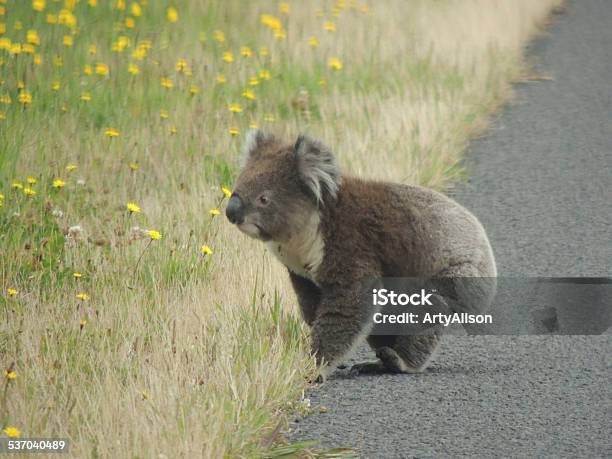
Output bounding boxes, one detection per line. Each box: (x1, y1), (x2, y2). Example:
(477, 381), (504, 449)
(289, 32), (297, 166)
(226, 133), (319, 242)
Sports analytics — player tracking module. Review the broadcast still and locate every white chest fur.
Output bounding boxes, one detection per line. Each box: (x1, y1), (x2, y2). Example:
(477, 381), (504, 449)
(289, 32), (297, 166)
(265, 213), (325, 285)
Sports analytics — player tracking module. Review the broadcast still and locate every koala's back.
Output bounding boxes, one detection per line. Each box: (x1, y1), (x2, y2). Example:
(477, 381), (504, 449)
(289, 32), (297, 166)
(321, 177), (496, 279)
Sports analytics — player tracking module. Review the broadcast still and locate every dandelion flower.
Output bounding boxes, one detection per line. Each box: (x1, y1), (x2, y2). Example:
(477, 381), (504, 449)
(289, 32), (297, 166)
(105, 128), (120, 137)
(328, 57), (343, 70)
(159, 109), (169, 119)
(242, 89), (256, 100)
(27, 176), (37, 184)
(249, 121), (259, 129)
(167, 7), (178, 23)
(213, 30), (225, 43)
(169, 126), (177, 135)
(210, 209), (221, 217)
(27, 30), (40, 45)
(273, 29), (287, 40)
(23, 187), (36, 197)
(324, 21), (336, 32)
(264, 113), (276, 122)
(259, 69), (271, 81)
(240, 46), (253, 58)
(125, 17), (135, 28)
(259, 46), (269, 57)
(18, 91), (32, 105)
(148, 230), (162, 240)
(4, 370), (16, 380)
(190, 85), (199, 95)
(63, 35), (73, 47)
(161, 77), (173, 89)
(176, 58), (188, 72)
(261, 14), (282, 30)
(279, 2), (290, 14)
(3, 426), (20, 438)
(249, 76), (259, 86)
(201, 245), (213, 255)
(222, 51), (234, 63)
(73, 272), (82, 278)
(52, 179), (66, 188)
(80, 92), (92, 102)
(127, 202), (141, 213)
(215, 74), (226, 84)
(128, 64), (140, 75)
(80, 319), (88, 327)
(95, 63), (109, 76)
(66, 164), (78, 172)
(131, 2), (142, 16)
(84, 64), (93, 75)
(221, 186), (232, 198)
(88, 44), (97, 55)
(228, 103), (242, 113)
(52, 81), (60, 91)
(308, 36), (319, 48)
(228, 127), (240, 136)
(76, 293), (90, 301)
(7, 289), (18, 295)
(129, 162), (138, 171)
(33, 0), (46, 12)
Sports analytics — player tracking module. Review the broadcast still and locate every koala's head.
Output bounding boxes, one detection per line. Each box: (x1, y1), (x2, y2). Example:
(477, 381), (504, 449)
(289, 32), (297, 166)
(226, 130), (340, 242)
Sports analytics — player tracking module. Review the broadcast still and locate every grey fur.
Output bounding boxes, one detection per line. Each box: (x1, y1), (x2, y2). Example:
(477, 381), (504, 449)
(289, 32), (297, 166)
(228, 133), (497, 380)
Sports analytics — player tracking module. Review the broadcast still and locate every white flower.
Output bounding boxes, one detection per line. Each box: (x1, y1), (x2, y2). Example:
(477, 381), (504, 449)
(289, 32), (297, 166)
(77, 179), (86, 186)
(52, 208), (64, 218)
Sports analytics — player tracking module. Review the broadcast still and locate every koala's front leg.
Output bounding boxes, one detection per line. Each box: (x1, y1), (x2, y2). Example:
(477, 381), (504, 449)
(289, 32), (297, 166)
(310, 280), (377, 378)
(289, 271), (321, 327)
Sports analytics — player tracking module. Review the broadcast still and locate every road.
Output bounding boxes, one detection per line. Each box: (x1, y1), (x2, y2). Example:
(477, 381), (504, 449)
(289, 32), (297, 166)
(288, 1), (612, 457)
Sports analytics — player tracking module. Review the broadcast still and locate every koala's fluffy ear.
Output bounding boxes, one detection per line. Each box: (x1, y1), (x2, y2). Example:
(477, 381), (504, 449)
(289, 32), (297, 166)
(294, 134), (341, 205)
(240, 129), (268, 168)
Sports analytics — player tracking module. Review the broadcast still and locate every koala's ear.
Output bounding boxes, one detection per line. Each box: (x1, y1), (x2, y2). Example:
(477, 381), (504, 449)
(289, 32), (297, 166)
(294, 134), (341, 204)
(240, 129), (267, 168)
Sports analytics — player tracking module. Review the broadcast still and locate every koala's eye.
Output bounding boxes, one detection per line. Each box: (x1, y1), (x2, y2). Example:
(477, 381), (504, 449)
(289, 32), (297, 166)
(257, 194), (270, 206)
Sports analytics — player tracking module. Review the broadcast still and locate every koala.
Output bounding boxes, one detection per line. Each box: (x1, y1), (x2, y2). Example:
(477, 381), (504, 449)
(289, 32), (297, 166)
(227, 130), (497, 378)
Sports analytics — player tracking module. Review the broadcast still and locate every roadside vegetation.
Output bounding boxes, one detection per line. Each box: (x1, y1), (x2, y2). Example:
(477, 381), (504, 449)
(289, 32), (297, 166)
(1, 0), (561, 456)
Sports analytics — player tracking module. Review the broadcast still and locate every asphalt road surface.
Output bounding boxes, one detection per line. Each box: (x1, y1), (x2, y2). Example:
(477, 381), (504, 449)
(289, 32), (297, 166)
(288, 1), (612, 457)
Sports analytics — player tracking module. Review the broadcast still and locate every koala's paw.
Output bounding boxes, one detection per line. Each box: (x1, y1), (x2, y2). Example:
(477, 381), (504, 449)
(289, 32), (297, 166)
(348, 360), (385, 376)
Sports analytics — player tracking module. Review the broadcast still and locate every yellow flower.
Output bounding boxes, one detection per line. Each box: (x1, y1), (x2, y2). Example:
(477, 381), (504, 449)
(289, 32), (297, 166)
(215, 74), (226, 84)
(169, 126), (177, 135)
(259, 46), (269, 57)
(63, 35), (73, 47)
(176, 58), (188, 72)
(46, 13), (57, 24)
(12, 182), (23, 189)
(328, 57), (343, 70)
(115, 0), (126, 10)
(221, 186), (232, 198)
(33, 0), (46, 12)
(318, 78), (327, 87)
(210, 209), (221, 217)
(128, 64), (140, 75)
(228, 103), (242, 113)
(279, 2), (290, 14)
(33, 54), (42, 65)
(131, 2), (142, 16)
(264, 113), (276, 122)
(95, 63), (109, 76)
(76, 293), (90, 301)
(18, 91), (32, 105)
(213, 30), (225, 43)
(125, 17), (135, 28)
(84, 64), (93, 75)
(127, 202), (141, 213)
(0, 38), (10, 50)
(261, 14), (282, 30)
(249, 76), (259, 86)
(65, 164), (77, 172)
(73, 272), (82, 278)
(88, 44), (97, 55)
(23, 187), (36, 197)
(1, 95), (12, 104)
(129, 162), (138, 171)
(189, 85), (199, 95)
(3, 426), (20, 438)
(249, 121), (258, 129)
(308, 36), (319, 48)
(242, 89), (256, 100)
(52, 179), (66, 188)
(89, 0), (97, 6)
(222, 51), (234, 63)
(27, 176), (37, 184)
(161, 77), (173, 89)
(105, 128), (119, 137)
(80, 92), (92, 102)
(4, 370), (16, 380)
(22, 44), (35, 54)
(228, 127), (240, 136)
(148, 230), (162, 240)
(240, 46), (253, 58)
(52, 81), (60, 91)
(259, 69), (271, 81)
(7, 288), (18, 295)
(27, 30), (40, 45)
(324, 21), (336, 32)
(18, 81), (25, 90)
(80, 318), (88, 327)
(201, 245), (213, 255)
(167, 7), (178, 23)
(159, 109), (169, 119)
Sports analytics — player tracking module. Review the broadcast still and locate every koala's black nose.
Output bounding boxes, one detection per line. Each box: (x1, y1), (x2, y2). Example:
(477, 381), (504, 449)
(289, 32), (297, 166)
(226, 194), (244, 225)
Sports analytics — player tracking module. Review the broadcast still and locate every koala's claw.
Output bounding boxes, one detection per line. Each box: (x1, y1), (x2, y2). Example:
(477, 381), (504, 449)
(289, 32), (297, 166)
(348, 360), (386, 376)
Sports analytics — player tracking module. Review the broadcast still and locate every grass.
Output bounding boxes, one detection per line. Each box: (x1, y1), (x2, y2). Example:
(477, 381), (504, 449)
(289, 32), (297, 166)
(1, 0), (560, 457)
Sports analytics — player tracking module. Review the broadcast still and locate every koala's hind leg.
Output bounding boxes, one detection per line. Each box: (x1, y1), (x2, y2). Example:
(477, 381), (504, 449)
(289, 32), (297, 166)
(391, 333), (441, 373)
